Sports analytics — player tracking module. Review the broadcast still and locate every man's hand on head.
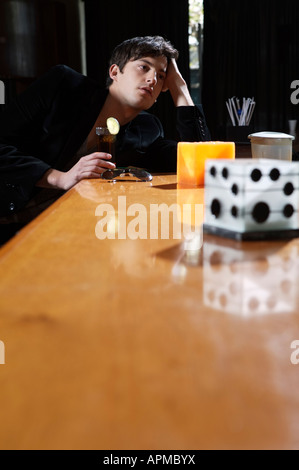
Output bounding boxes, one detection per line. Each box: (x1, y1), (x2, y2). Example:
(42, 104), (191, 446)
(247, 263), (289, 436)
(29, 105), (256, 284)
(162, 58), (194, 107)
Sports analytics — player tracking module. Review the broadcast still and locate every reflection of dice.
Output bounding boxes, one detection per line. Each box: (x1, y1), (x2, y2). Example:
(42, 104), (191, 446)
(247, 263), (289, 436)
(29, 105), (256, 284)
(203, 237), (297, 316)
(203, 158), (299, 240)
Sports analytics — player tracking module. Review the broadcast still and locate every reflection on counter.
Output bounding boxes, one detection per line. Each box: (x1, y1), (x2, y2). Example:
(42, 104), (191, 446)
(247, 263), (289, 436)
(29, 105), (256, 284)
(203, 235), (297, 316)
(171, 185), (204, 281)
(171, 229), (203, 283)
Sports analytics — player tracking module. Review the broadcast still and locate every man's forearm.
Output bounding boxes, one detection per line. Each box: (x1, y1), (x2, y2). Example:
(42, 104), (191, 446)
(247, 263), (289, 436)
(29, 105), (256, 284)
(35, 153), (115, 192)
(169, 84), (194, 107)
(164, 58), (194, 107)
(36, 168), (68, 190)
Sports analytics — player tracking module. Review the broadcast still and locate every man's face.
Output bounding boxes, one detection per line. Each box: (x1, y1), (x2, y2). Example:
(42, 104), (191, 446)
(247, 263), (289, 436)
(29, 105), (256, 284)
(110, 55), (168, 111)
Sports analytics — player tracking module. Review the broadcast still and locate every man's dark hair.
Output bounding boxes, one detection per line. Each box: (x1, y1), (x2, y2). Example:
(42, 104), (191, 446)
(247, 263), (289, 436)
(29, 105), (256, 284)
(106, 35), (179, 87)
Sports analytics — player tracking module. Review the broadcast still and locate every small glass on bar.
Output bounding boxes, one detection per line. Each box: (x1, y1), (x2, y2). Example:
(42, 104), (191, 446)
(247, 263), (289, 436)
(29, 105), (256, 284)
(96, 127), (116, 164)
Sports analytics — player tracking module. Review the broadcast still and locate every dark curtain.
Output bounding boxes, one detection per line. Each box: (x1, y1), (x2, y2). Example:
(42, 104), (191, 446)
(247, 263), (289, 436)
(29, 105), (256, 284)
(0, 0), (70, 78)
(202, 0), (299, 139)
(83, 0), (190, 139)
(0, 0), (81, 111)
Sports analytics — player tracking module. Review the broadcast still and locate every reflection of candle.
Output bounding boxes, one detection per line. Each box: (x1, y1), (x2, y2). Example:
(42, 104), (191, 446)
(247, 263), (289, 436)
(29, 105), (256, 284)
(176, 187), (204, 267)
(177, 141), (235, 186)
(176, 187), (204, 228)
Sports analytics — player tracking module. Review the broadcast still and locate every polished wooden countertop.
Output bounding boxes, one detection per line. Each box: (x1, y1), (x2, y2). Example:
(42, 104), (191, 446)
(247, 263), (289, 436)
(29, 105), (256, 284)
(0, 173), (299, 450)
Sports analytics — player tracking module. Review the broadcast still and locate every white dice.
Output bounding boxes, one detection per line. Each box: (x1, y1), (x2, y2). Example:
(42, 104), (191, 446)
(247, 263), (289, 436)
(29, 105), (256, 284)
(203, 158), (299, 240)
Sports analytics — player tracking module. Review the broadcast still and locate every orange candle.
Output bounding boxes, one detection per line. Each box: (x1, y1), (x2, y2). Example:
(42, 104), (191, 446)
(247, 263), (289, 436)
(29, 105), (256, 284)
(177, 141), (235, 186)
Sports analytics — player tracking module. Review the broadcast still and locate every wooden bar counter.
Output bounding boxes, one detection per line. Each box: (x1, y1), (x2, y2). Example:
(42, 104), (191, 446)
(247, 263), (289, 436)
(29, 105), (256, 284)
(0, 174), (299, 450)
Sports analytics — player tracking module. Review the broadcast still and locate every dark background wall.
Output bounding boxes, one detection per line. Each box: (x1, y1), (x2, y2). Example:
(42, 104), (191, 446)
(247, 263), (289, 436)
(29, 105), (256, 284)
(0, 0), (83, 99)
(0, 0), (83, 77)
(1, 0), (299, 141)
(202, 0), (299, 139)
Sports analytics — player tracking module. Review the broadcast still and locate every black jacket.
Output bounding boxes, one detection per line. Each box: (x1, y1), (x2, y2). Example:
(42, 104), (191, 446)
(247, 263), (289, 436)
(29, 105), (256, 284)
(0, 65), (210, 216)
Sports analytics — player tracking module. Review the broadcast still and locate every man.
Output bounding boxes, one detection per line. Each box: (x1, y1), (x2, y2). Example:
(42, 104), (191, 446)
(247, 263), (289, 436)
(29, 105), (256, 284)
(0, 35), (210, 238)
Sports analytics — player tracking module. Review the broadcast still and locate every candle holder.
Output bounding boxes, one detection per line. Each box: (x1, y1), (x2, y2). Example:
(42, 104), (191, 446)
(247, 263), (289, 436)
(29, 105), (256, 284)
(177, 141), (235, 187)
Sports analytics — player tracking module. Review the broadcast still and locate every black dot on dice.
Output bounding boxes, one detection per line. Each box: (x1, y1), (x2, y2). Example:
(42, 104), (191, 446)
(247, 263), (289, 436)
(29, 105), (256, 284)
(284, 182), (294, 196)
(269, 168), (280, 181)
(231, 206), (238, 218)
(251, 169), (262, 182)
(231, 184), (239, 195)
(283, 204), (294, 218)
(222, 167), (229, 179)
(252, 202), (270, 223)
(211, 199), (221, 218)
(210, 166), (217, 177)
